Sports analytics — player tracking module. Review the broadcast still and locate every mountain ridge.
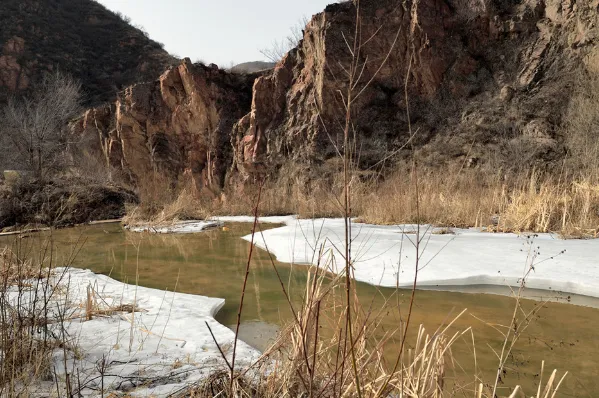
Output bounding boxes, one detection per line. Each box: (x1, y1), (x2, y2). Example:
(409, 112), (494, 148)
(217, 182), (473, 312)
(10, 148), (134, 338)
(230, 61), (275, 74)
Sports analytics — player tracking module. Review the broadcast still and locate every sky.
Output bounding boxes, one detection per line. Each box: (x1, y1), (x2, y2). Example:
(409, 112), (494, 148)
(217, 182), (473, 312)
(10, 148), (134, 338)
(96, 0), (334, 67)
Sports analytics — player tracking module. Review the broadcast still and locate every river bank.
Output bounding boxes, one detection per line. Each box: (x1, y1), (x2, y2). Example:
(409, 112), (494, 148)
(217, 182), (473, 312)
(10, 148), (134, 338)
(13, 268), (259, 396)
(3, 220), (599, 395)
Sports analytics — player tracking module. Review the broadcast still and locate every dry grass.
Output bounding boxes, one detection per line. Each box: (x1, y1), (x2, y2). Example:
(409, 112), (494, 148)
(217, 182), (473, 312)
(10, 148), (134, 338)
(81, 283), (143, 321)
(124, 171), (211, 227)
(181, 261), (462, 398)
(357, 169), (599, 237)
(218, 177), (348, 219)
(134, 167), (599, 237)
(0, 247), (40, 286)
(179, 252), (567, 398)
(0, 238), (69, 395)
(124, 187), (210, 227)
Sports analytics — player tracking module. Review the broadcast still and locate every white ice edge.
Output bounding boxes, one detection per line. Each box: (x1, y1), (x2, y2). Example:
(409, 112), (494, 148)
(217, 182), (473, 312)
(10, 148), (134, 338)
(241, 218), (599, 298)
(127, 220), (223, 234)
(126, 216), (295, 234)
(210, 215), (297, 224)
(18, 268), (259, 397)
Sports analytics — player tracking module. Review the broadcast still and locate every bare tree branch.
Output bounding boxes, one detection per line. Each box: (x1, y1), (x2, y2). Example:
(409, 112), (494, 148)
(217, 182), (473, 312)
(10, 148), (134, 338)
(259, 16), (309, 63)
(1, 71), (82, 179)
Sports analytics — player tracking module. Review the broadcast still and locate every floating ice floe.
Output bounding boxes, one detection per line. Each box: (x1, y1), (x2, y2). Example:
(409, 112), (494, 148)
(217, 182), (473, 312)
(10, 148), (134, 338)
(126, 216), (294, 234)
(127, 220), (223, 234)
(22, 268), (259, 396)
(235, 218), (599, 298)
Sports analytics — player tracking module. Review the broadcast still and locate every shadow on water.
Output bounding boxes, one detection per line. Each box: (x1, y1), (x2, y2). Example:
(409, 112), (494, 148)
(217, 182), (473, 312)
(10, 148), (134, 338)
(2, 222), (599, 396)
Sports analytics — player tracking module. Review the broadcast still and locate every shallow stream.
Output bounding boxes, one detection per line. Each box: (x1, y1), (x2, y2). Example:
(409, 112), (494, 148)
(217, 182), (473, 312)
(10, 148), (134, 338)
(2, 222), (598, 396)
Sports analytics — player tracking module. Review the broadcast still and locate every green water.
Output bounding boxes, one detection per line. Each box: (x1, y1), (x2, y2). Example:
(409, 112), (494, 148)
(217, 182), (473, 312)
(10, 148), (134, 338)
(2, 222), (598, 396)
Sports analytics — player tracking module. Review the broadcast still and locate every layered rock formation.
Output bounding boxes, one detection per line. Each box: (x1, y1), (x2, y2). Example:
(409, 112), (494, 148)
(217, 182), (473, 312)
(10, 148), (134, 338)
(230, 0), (599, 184)
(75, 0), (599, 196)
(73, 60), (257, 195)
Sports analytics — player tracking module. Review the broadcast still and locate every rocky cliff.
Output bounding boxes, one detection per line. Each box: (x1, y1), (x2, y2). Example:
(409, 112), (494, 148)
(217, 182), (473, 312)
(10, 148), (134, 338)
(76, 0), (599, 197)
(0, 0), (176, 104)
(73, 60), (257, 195)
(231, 0), (599, 182)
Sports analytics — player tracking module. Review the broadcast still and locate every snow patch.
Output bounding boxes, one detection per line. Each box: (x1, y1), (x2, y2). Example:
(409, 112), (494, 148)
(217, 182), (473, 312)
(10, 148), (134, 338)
(241, 218), (599, 298)
(127, 220), (223, 234)
(24, 268), (259, 396)
(210, 215), (297, 224)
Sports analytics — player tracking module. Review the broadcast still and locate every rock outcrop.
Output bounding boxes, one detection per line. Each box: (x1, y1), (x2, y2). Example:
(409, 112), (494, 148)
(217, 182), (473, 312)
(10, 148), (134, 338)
(230, 0), (599, 184)
(75, 0), (599, 196)
(0, 36), (29, 92)
(73, 60), (257, 195)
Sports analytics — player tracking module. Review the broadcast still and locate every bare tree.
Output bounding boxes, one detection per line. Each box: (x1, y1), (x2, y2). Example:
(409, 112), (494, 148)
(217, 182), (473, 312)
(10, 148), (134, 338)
(1, 71), (82, 179)
(259, 16), (309, 63)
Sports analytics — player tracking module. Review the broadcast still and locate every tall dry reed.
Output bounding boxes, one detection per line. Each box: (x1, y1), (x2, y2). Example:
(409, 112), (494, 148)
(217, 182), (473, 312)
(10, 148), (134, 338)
(0, 235), (76, 396)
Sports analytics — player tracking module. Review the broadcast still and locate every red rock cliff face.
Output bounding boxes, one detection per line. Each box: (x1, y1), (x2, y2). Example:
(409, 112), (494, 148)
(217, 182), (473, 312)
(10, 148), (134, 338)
(231, 0), (599, 185)
(230, 0), (498, 185)
(73, 59), (256, 195)
(76, 0), (599, 195)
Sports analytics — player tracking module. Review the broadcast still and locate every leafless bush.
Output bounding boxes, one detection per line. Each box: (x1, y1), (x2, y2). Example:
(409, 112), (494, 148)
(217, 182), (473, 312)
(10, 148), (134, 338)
(0, 71), (82, 179)
(259, 16), (309, 63)
(0, 238), (74, 395)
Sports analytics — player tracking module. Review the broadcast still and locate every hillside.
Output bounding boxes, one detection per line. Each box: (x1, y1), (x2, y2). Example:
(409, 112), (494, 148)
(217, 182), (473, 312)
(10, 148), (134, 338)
(0, 0), (177, 104)
(230, 61), (275, 74)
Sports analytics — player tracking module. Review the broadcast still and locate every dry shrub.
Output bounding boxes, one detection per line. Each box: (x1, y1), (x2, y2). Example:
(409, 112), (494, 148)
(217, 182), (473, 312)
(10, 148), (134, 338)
(0, 71), (81, 179)
(124, 171), (210, 226)
(0, 239), (70, 395)
(355, 169), (599, 236)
